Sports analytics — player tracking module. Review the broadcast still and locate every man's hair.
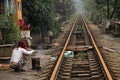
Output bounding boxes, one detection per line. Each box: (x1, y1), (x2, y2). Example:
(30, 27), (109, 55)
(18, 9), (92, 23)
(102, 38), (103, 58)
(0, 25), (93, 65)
(17, 39), (29, 49)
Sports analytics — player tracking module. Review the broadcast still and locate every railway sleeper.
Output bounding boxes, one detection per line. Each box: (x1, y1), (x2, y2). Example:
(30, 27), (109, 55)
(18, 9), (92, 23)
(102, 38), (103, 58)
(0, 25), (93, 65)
(88, 58), (95, 60)
(63, 62), (72, 65)
(62, 65), (72, 68)
(71, 69), (90, 73)
(71, 77), (92, 80)
(72, 63), (89, 65)
(75, 40), (86, 43)
(63, 59), (72, 62)
(64, 58), (72, 60)
(90, 65), (98, 68)
(71, 73), (91, 77)
(63, 60), (73, 63)
(109, 66), (120, 70)
(88, 52), (94, 55)
(111, 72), (120, 77)
(63, 61), (72, 63)
(90, 68), (100, 72)
(72, 64), (90, 68)
(91, 74), (103, 79)
(59, 71), (71, 76)
(87, 51), (94, 54)
(62, 63), (72, 66)
(62, 64), (72, 67)
(42, 66), (53, 70)
(58, 74), (70, 79)
(88, 56), (95, 59)
(88, 57), (95, 60)
(61, 68), (71, 72)
(88, 54), (94, 56)
(45, 62), (56, 66)
(76, 59), (88, 61)
(75, 42), (86, 45)
(71, 70), (90, 74)
(39, 72), (51, 78)
(72, 59), (85, 61)
(88, 53), (94, 56)
(61, 68), (72, 71)
(89, 60), (97, 63)
(90, 68), (101, 73)
(61, 69), (71, 72)
(41, 69), (52, 74)
(113, 74), (120, 78)
(89, 63), (98, 66)
(91, 71), (101, 75)
(72, 66), (89, 69)
(39, 77), (49, 80)
(89, 63), (99, 66)
(79, 61), (89, 64)
(44, 65), (54, 69)
(72, 64), (89, 67)
(72, 62), (89, 65)
(42, 67), (54, 71)
(88, 59), (96, 62)
(90, 65), (100, 69)
(75, 41), (86, 44)
(61, 67), (72, 71)
(88, 56), (95, 58)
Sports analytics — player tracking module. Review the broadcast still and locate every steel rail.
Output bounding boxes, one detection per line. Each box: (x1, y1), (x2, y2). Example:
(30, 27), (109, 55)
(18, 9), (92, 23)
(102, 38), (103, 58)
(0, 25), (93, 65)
(81, 16), (113, 80)
(50, 16), (78, 80)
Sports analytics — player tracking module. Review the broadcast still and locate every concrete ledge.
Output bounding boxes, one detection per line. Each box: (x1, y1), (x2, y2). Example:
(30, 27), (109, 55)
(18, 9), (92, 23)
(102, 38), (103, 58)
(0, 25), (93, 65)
(0, 57), (10, 60)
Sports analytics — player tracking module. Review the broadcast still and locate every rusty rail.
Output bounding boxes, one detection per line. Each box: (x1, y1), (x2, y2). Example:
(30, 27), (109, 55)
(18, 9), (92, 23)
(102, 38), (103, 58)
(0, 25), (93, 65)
(50, 16), (78, 80)
(81, 15), (113, 80)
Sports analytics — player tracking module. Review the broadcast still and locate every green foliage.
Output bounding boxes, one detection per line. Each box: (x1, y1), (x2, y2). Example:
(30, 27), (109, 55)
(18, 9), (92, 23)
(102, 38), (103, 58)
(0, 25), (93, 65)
(54, 0), (74, 21)
(22, 0), (55, 33)
(0, 15), (20, 44)
(69, 13), (77, 23)
(22, 0), (74, 34)
(84, 0), (120, 24)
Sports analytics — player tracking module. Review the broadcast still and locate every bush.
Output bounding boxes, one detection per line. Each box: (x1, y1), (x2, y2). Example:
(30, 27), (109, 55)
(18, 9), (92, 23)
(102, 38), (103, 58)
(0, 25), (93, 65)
(0, 15), (20, 45)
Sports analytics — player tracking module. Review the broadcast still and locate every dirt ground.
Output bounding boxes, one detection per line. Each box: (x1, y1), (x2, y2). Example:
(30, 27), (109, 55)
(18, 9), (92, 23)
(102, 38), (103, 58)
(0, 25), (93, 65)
(0, 50), (53, 80)
(0, 23), (71, 80)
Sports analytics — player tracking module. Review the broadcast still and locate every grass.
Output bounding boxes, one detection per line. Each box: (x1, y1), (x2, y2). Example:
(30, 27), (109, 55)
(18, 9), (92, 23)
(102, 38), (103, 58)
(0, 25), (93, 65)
(69, 13), (77, 23)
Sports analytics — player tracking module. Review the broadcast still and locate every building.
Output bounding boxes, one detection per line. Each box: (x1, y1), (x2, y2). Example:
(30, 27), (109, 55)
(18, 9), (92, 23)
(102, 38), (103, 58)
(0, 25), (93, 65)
(0, 0), (22, 24)
(113, 22), (120, 36)
(0, 0), (32, 45)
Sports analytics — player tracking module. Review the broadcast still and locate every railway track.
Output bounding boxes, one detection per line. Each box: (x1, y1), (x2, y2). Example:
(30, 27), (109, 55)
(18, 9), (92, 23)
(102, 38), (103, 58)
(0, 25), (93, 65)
(38, 15), (113, 80)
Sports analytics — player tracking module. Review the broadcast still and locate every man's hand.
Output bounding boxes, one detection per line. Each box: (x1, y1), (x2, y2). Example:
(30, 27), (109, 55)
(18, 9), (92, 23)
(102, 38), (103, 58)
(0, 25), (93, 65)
(33, 50), (38, 53)
(31, 50), (38, 56)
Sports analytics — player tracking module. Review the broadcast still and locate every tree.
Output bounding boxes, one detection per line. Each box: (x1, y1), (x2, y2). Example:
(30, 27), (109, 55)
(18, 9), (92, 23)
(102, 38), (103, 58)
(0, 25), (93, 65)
(22, 0), (55, 42)
(95, 0), (120, 19)
(105, 0), (119, 19)
(83, 0), (120, 24)
(22, 0), (54, 32)
(54, 0), (74, 22)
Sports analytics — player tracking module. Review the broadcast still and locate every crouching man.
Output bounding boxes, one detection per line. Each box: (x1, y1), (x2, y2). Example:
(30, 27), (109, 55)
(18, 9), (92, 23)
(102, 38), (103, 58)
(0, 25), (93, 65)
(10, 39), (36, 72)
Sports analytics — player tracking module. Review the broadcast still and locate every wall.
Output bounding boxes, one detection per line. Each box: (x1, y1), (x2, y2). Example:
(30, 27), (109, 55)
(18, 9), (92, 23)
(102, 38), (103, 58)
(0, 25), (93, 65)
(31, 33), (41, 47)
